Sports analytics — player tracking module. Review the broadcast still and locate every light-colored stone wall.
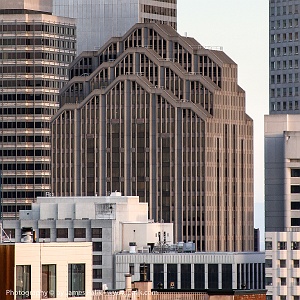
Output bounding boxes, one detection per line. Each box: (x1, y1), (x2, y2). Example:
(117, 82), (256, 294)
(15, 242), (93, 300)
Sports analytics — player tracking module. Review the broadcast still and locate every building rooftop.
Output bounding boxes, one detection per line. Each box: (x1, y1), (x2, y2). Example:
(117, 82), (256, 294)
(0, 0), (52, 14)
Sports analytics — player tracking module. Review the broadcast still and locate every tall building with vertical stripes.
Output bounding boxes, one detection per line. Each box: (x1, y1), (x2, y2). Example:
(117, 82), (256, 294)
(51, 23), (254, 252)
(53, 0), (177, 54)
(0, 0), (76, 218)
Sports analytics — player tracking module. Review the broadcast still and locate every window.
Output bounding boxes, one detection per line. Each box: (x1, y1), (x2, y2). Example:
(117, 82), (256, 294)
(56, 228), (68, 238)
(292, 202), (300, 210)
(129, 263), (134, 275)
(280, 260), (286, 268)
(280, 296), (286, 300)
(68, 264), (85, 297)
(292, 242), (300, 250)
(292, 218), (300, 226)
(265, 241), (272, 250)
(16, 265), (31, 299)
(74, 228), (86, 238)
(266, 277), (273, 286)
(93, 242), (102, 252)
(92, 228), (102, 238)
(292, 169), (300, 177)
(93, 255), (102, 265)
(93, 269), (102, 279)
(265, 259), (272, 268)
(295, 278), (300, 286)
(4, 228), (15, 238)
(294, 260), (300, 268)
(291, 185), (300, 194)
(39, 228), (50, 239)
(280, 277), (286, 286)
(93, 282), (102, 290)
(278, 242), (287, 250)
(42, 265), (56, 298)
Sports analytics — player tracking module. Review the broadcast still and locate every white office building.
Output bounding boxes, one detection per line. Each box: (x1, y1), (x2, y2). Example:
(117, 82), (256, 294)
(265, 114), (300, 300)
(2, 192), (173, 290)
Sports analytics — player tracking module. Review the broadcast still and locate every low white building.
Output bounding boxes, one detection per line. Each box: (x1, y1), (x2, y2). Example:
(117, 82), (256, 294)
(265, 231), (300, 300)
(0, 242), (92, 300)
(3, 192), (173, 290)
(115, 251), (266, 290)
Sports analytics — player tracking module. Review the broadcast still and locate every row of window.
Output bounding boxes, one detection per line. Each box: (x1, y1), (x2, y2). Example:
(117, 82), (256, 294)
(0, 93), (57, 101)
(267, 296), (300, 300)
(143, 5), (176, 17)
(2, 177), (49, 185)
(270, 18), (299, 29)
(271, 100), (299, 112)
(41, 228), (103, 240)
(0, 122), (50, 129)
(154, 0), (176, 3)
(0, 23), (75, 36)
(0, 65), (67, 76)
(270, 59), (299, 70)
(270, 86), (299, 96)
(0, 163), (50, 171)
(0, 107), (55, 115)
(4, 227), (103, 240)
(266, 259), (300, 268)
(266, 241), (300, 250)
(1, 193), (43, 203)
(0, 38), (75, 49)
(266, 276), (300, 286)
(16, 263), (84, 299)
(270, 4), (299, 16)
(0, 51), (74, 62)
(271, 45), (299, 56)
(270, 73), (299, 84)
(270, 32), (299, 43)
(128, 262), (263, 290)
(0, 149), (50, 157)
(0, 79), (63, 89)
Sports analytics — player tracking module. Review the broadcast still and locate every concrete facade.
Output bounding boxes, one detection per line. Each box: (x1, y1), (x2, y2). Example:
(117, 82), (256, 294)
(269, 1), (300, 114)
(265, 231), (300, 300)
(0, 0), (52, 13)
(265, 114), (300, 232)
(0, 242), (93, 300)
(51, 22), (254, 252)
(265, 114), (300, 300)
(53, 0), (177, 54)
(267, 2), (300, 299)
(115, 252), (266, 290)
(0, 0), (76, 219)
(2, 193), (173, 290)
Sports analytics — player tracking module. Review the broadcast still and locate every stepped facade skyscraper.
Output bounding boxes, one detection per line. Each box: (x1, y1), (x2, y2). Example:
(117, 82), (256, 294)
(0, 0), (76, 219)
(51, 23), (254, 252)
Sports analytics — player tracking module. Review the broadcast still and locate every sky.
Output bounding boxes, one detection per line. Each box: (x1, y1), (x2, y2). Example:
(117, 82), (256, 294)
(177, 0), (269, 234)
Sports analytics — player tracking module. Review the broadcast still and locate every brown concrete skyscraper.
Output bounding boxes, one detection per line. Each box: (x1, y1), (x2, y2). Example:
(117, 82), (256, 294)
(0, 0), (76, 218)
(51, 23), (254, 252)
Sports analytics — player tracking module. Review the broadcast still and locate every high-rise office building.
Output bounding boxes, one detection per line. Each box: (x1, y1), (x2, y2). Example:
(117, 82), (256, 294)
(53, 0), (177, 54)
(269, 0), (300, 114)
(0, 0), (76, 219)
(51, 23), (254, 252)
(266, 1), (300, 299)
